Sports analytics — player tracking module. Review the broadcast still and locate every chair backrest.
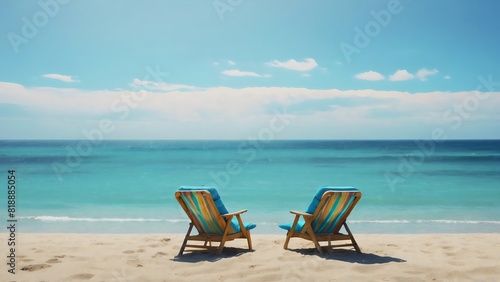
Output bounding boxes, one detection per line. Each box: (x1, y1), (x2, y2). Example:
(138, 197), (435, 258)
(308, 187), (361, 234)
(175, 188), (230, 234)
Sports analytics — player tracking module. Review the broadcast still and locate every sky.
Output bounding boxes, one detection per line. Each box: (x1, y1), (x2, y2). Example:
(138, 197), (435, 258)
(1, 0), (499, 140)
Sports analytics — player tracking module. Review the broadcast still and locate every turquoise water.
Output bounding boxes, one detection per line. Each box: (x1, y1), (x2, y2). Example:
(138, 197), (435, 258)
(1, 140), (499, 234)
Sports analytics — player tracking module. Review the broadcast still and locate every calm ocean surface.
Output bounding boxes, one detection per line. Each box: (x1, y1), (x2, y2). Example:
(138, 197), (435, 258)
(1, 140), (499, 234)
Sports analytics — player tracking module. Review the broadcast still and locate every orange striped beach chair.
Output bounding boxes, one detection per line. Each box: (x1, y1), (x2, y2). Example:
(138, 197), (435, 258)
(279, 187), (362, 254)
(175, 186), (256, 255)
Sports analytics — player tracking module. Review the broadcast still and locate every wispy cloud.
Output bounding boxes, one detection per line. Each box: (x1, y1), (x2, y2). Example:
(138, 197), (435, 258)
(358, 69), (440, 82)
(213, 60), (236, 66)
(355, 71), (385, 81)
(416, 68), (439, 81)
(267, 58), (318, 71)
(389, 70), (415, 81)
(222, 69), (271, 78)
(42, 74), (78, 83)
(130, 79), (196, 92)
(444, 75), (452, 80)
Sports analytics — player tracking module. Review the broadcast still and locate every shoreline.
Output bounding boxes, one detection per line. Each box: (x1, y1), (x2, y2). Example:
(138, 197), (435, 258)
(2, 233), (499, 281)
(9, 220), (500, 234)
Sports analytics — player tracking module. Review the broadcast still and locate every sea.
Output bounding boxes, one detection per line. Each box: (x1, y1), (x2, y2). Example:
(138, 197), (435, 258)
(1, 140), (499, 234)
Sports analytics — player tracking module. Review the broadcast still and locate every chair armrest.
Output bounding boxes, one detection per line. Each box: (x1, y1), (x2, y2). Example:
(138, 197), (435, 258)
(221, 210), (248, 217)
(290, 210), (312, 217)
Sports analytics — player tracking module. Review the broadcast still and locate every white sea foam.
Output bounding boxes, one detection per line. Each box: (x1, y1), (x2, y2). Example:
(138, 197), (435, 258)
(19, 216), (500, 225)
(18, 216), (189, 223)
(350, 219), (500, 225)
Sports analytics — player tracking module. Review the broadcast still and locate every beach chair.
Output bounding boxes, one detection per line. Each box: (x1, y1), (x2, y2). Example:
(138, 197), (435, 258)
(279, 187), (362, 254)
(175, 186), (256, 255)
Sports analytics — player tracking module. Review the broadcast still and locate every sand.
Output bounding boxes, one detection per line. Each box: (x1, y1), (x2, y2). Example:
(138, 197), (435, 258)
(2, 232), (499, 281)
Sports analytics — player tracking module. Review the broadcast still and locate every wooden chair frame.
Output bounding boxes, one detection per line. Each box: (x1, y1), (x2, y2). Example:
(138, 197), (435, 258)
(175, 190), (253, 255)
(283, 191), (361, 254)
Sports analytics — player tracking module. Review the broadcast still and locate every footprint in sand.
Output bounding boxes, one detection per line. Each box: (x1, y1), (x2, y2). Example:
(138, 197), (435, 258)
(21, 264), (51, 272)
(94, 242), (113, 245)
(46, 258), (62, 264)
(67, 273), (95, 280)
(152, 251), (168, 258)
(123, 250), (135, 254)
(143, 239), (170, 248)
(20, 258), (34, 262)
(126, 258), (144, 268)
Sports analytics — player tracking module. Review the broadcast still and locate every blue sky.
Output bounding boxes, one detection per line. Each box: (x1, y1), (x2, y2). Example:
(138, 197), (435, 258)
(1, 0), (499, 139)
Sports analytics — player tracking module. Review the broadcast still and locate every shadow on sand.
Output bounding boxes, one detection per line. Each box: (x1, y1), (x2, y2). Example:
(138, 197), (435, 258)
(172, 247), (255, 263)
(173, 247), (403, 264)
(286, 248), (406, 264)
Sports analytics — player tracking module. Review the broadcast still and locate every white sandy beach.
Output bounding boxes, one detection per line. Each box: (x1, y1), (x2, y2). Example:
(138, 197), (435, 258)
(2, 233), (499, 281)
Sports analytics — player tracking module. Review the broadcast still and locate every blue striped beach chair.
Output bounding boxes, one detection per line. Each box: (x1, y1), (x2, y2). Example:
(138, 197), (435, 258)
(175, 187), (256, 255)
(279, 187), (362, 254)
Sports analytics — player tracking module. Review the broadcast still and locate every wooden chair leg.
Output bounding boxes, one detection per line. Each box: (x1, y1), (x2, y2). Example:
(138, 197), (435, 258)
(307, 228), (323, 255)
(325, 239), (334, 255)
(301, 218), (323, 255)
(344, 222), (361, 253)
(235, 215), (252, 250)
(178, 223), (194, 256)
(284, 215), (300, 249)
(246, 230), (253, 250)
(217, 215), (234, 255)
(283, 231), (293, 250)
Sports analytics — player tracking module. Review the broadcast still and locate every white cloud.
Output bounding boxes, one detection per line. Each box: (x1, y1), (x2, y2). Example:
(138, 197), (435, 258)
(416, 68), (439, 81)
(228, 60), (236, 65)
(389, 69), (415, 81)
(355, 71), (385, 81)
(130, 79), (196, 92)
(267, 58), (318, 71)
(444, 75), (452, 80)
(1, 81), (499, 139)
(42, 74), (78, 83)
(222, 69), (271, 78)
(301, 73), (311, 77)
(356, 69), (440, 82)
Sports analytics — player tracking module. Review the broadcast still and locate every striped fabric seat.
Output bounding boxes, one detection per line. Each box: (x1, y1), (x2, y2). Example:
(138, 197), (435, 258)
(175, 187), (255, 255)
(279, 187), (362, 254)
(178, 190), (226, 234)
